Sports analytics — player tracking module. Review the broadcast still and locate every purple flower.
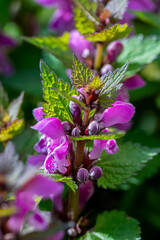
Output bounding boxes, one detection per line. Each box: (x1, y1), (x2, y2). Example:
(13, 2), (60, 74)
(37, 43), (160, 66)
(0, 33), (17, 76)
(30, 117), (70, 174)
(79, 180), (94, 209)
(33, 107), (45, 121)
(7, 174), (64, 232)
(69, 30), (94, 62)
(89, 101), (135, 160)
(117, 75), (146, 102)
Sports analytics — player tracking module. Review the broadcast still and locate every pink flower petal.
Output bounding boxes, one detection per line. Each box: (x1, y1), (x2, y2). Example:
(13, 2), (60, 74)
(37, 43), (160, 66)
(79, 180), (94, 209)
(124, 75), (146, 90)
(31, 117), (65, 140)
(33, 107), (45, 121)
(27, 154), (46, 167)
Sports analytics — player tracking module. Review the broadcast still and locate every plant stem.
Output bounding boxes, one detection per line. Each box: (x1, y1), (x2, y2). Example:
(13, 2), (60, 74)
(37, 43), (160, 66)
(94, 42), (104, 70)
(74, 141), (85, 171)
(68, 187), (79, 222)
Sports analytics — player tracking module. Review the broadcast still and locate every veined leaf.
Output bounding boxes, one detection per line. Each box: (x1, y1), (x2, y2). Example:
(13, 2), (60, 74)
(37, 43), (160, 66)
(84, 75), (103, 93)
(116, 35), (160, 75)
(105, 0), (128, 20)
(86, 24), (132, 43)
(73, 0), (100, 35)
(97, 142), (160, 189)
(71, 55), (94, 89)
(23, 33), (72, 68)
(52, 87), (89, 111)
(0, 119), (24, 142)
(80, 210), (141, 240)
(99, 62), (129, 107)
(48, 174), (78, 192)
(40, 60), (78, 123)
(71, 131), (124, 141)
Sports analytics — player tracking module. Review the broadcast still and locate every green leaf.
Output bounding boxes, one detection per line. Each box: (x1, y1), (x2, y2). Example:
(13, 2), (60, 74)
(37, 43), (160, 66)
(38, 198), (53, 212)
(0, 83), (9, 109)
(0, 207), (16, 217)
(52, 87), (89, 111)
(97, 142), (159, 189)
(71, 131), (124, 141)
(71, 55), (94, 89)
(86, 24), (132, 43)
(105, 0), (128, 20)
(48, 174), (78, 192)
(116, 35), (160, 75)
(40, 60), (78, 123)
(80, 210), (141, 240)
(73, 0), (100, 35)
(99, 62), (129, 107)
(23, 32), (72, 68)
(130, 10), (160, 30)
(0, 119), (24, 142)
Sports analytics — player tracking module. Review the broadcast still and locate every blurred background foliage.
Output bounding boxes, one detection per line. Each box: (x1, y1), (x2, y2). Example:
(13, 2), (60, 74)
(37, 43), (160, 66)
(0, 0), (160, 239)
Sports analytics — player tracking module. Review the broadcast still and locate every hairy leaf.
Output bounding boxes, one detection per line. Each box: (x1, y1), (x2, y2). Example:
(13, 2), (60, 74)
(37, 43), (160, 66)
(86, 24), (132, 43)
(23, 33), (72, 68)
(105, 0), (128, 20)
(71, 55), (94, 89)
(0, 119), (24, 142)
(80, 210), (141, 240)
(71, 131), (124, 141)
(84, 76), (103, 93)
(97, 142), (159, 189)
(116, 35), (160, 75)
(48, 174), (78, 192)
(40, 60), (77, 123)
(52, 87), (89, 111)
(73, 0), (100, 35)
(99, 62), (129, 107)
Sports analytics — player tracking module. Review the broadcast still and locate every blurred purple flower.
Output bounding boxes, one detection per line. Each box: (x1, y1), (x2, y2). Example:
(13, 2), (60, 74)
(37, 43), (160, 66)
(69, 30), (94, 62)
(0, 33), (17, 76)
(8, 174), (64, 232)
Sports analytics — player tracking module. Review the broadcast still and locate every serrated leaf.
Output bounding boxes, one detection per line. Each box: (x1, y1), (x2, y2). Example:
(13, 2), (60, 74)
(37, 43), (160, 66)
(40, 60), (78, 123)
(71, 55), (94, 89)
(84, 76), (103, 93)
(99, 62), (129, 107)
(80, 210), (141, 240)
(23, 32), (72, 68)
(52, 87), (89, 111)
(86, 24), (132, 43)
(0, 119), (24, 142)
(48, 174), (78, 192)
(97, 142), (159, 189)
(71, 131), (124, 141)
(73, 0), (100, 35)
(8, 92), (24, 122)
(105, 0), (128, 20)
(116, 35), (160, 75)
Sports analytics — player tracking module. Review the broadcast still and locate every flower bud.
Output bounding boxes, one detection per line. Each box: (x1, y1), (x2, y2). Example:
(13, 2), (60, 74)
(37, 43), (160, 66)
(69, 100), (81, 118)
(67, 228), (77, 237)
(100, 64), (113, 75)
(88, 121), (99, 135)
(107, 41), (123, 62)
(89, 166), (103, 180)
(99, 122), (106, 131)
(77, 168), (89, 183)
(62, 121), (72, 134)
(72, 127), (81, 137)
(106, 139), (119, 154)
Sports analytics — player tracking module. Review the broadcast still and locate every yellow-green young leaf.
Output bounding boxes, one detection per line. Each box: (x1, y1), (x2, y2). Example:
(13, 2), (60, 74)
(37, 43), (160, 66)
(46, 174), (78, 192)
(23, 32), (72, 68)
(97, 142), (160, 189)
(71, 55), (94, 89)
(80, 210), (141, 240)
(40, 60), (78, 123)
(73, 0), (100, 35)
(86, 23), (132, 42)
(84, 75), (103, 93)
(0, 119), (24, 142)
(71, 131), (124, 141)
(0, 207), (16, 217)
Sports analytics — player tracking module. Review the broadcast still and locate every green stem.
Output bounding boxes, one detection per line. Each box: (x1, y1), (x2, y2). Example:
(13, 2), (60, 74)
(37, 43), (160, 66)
(94, 43), (104, 70)
(74, 141), (85, 171)
(68, 187), (79, 222)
